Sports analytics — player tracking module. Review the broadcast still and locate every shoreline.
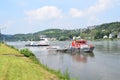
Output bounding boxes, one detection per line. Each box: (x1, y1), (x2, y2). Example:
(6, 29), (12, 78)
(0, 43), (72, 80)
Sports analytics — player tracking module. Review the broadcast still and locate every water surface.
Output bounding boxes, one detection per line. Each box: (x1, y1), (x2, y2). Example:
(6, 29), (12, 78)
(7, 40), (120, 80)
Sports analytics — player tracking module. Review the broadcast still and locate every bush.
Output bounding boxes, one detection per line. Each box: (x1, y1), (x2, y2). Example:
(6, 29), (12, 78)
(20, 48), (34, 57)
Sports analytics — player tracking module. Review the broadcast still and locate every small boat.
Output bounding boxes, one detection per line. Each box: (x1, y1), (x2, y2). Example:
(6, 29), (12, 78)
(25, 38), (50, 46)
(70, 39), (94, 52)
(55, 39), (94, 53)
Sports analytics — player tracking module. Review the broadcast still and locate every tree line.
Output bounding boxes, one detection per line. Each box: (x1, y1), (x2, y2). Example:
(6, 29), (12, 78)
(1, 22), (120, 41)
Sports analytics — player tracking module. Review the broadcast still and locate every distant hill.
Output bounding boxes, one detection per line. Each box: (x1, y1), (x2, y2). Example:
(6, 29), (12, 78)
(2, 29), (80, 41)
(82, 22), (120, 39)
(95, 22), (120, 32)
(0, 34), (14, 41)
(1, 21), (120, 41)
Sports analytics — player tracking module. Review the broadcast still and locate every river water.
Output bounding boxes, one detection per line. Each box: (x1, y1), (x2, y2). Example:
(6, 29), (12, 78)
(7, 40), (120, 80)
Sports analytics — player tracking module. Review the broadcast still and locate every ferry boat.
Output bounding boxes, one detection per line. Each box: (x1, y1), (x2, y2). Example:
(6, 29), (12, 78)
(25, 38), (49, 46)
(70, 39), (94, 52)
(55, 39), (94, 53)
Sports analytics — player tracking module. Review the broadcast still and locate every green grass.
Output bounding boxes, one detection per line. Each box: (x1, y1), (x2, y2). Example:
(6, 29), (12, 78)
(0, 55), (58, 80)
(19, 48), (72, 80)
(0, 43), (60, 80)
(0, 43), (74, 80)
(0, 44), (20, 55)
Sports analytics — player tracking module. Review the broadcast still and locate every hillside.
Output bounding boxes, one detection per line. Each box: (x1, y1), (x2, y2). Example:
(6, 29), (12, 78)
(91, 22), (120, 39)
(1, 22), (120, 41)
(0, 43), (60, 80)
(95, 22), (120, 32)
(1, 29), (80, 41)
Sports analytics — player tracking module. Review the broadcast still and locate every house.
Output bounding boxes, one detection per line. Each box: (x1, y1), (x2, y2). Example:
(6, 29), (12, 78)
(73, 36), (81, 40)
(103, 35), (108, 39)
(117, 32), (120, 38)
(109, 33), (114, 39)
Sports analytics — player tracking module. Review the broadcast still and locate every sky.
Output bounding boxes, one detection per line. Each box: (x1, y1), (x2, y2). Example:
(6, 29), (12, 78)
(0, 0), (120, 34)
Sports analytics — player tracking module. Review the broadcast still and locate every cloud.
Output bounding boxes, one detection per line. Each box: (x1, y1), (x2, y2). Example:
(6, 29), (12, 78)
(69, 0), (114, 26)
(69, 0), (112, 18)
(69, 8), (83, 17)
(25, 6), (62, 22)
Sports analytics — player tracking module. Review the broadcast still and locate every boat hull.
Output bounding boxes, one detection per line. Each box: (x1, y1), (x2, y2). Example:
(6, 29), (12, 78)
(55, 47), (94, 53)
(25, 44), (49, 46)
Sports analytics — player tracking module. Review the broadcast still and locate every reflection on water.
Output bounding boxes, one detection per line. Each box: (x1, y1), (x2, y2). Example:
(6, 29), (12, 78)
(47, 51), (95, 63)
(47, 47), (95, 63)
(71, 52), (94, 63)
(6, 40), (120, 80)
(94, 40), (120, 53)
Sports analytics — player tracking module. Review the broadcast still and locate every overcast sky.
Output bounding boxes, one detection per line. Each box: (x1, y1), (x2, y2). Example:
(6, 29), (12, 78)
(0, 0), (120, 34)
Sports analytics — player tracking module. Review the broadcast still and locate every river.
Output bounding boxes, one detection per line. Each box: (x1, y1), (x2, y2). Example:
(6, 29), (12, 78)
(7, 40), (120, 80)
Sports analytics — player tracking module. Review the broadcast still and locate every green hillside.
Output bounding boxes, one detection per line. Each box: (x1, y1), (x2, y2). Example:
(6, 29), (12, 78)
(0, 44), (61, 80)
(1, 22), (120, 41)
(95, 22), (120, 32)
(0, 43), (73, 80)
(10, 29), (80, 41)
(80, 22), (120, 39)
(92, 22), (120, 39)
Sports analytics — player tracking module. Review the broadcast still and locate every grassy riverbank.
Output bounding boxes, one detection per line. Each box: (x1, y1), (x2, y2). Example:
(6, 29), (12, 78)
(0, 43), (71, 80)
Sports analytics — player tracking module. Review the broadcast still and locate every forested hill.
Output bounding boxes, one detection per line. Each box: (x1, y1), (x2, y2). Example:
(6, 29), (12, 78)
(4, 29), (81, 41)
(95, 22), (120, 32)
(1, 22), (120, 41)
(80, 22), (120, 39)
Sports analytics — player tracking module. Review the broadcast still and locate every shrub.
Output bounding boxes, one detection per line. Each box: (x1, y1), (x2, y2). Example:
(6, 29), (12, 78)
(20, 48), (34, 57)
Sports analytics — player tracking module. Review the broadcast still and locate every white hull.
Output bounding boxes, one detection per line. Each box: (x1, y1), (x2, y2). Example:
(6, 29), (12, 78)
(25, 38), (49, 46)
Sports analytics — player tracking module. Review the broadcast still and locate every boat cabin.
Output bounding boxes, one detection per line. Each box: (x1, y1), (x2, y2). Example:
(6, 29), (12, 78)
(71, 39), (87, 48)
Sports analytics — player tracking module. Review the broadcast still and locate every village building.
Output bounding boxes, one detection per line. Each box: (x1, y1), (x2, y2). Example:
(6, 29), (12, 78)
(103, 35), (108, 39)
(109, 33), (114, 38)
(117, 32), (120, 38)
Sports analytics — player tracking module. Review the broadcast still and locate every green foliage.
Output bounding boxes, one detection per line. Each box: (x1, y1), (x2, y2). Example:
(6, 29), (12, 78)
(20, 48), (34, 57)
(80, 22), (120, 39)
(19, 48), (39, 64)
(59, 36), (69, 41)
(20, 49), (39, 65)
(2, 22), (120, 40)
(2, 29), (81, 41)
